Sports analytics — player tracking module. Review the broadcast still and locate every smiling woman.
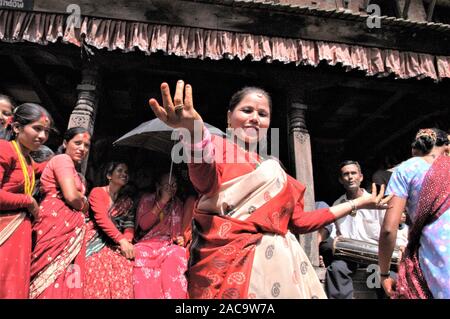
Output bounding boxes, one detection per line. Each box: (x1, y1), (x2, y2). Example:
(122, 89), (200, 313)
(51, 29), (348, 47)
(0, 103), (53, 298)
(83, 162), (136, 299)
(30, 127), (91, 299)
(147, 80), (391, 299)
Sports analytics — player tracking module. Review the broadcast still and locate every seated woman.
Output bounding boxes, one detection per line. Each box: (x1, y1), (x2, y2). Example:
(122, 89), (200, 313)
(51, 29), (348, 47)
(83, 162), (135, 299)
(133, 171), (188, 299)
(30, 127), (91, 299)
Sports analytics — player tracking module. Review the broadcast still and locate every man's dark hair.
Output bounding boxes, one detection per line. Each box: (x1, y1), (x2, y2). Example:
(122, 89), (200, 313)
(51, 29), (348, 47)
(338, 160), (362, 174)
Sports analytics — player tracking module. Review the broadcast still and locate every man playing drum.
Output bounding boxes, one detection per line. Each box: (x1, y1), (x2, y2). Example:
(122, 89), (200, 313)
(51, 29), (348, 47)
(319, 161), (407, 299)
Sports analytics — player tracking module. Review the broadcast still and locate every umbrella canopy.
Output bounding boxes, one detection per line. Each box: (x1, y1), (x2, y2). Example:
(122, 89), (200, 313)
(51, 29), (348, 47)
(113, 118), (225, 154)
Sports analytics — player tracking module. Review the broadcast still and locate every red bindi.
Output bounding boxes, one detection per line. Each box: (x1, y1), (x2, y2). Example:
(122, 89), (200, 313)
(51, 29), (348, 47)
(40, 114), (50, 125)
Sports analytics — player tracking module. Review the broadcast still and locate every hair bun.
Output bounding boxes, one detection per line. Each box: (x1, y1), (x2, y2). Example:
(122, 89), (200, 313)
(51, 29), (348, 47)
(415, 129), (437, 144)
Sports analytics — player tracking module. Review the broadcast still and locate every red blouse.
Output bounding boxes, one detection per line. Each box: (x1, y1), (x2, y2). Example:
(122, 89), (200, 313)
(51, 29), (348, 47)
(88, 187), (134, 244)
(0, 140), (45, 211)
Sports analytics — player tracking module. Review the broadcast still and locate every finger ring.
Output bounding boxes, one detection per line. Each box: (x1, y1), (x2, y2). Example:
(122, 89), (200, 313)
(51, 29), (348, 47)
(174, 104), (184, 112)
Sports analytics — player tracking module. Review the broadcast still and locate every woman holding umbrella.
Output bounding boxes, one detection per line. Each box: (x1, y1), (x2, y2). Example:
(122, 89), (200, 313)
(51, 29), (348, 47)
(148, 80), (391, 299)
(133, 170), (188, 299)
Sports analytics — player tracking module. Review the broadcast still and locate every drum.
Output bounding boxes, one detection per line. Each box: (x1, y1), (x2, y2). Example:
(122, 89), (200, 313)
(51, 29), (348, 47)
(332, 237), (400, 267)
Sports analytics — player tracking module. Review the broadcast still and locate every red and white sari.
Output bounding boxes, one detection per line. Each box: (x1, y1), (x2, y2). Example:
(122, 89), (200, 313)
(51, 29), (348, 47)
(187, 132), (334, 299)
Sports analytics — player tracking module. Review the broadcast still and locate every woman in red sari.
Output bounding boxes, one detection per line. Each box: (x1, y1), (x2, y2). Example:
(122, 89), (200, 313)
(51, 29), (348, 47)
(133, 171), (188, 299)
(0, 103), (53, 298)
(30, 127), (91, 299)
(148, 80), (391, 298)
(84, 162), (135, 299)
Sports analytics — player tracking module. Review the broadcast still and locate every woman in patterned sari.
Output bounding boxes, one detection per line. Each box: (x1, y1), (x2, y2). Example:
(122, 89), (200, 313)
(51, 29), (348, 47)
(379, 128), (450, 298)
(133, 171), (188, 299)
(147, 80), (390, 299)
(30, 127), (91, 299)
(84, 162), (135, 299)
(0, 103), (52, 298)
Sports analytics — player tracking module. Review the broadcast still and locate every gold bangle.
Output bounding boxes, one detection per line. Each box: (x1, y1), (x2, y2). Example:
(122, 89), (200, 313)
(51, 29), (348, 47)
(348, 199), (357, 217)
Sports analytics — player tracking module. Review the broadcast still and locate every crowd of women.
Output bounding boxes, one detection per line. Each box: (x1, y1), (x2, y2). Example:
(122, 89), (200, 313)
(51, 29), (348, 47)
(0, 83), (448, 299)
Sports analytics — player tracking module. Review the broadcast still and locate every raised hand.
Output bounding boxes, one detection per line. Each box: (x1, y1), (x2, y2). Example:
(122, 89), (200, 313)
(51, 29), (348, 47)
(149, 80), (203, 136)
(357, 183), (393, 210)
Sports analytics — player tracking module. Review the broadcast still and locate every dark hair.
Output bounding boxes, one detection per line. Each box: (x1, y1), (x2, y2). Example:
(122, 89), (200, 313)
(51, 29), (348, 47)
(1, 103), (53, 141)
(155, 169), (178, 185)
(30, 145), (55, 163)
(228, 87), (272, 113)
(339, 160), (362, 174)
(411, 128), (449, 155)
(154, 169), (179, 198)
(104, 161), (134, 200)
(0, 94), (15, 108)
(105, 161), (128, 183)
(57, 127), (90, 154)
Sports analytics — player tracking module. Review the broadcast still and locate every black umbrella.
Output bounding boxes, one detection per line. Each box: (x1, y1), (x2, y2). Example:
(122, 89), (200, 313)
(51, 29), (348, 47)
(113, 118), (225, 154)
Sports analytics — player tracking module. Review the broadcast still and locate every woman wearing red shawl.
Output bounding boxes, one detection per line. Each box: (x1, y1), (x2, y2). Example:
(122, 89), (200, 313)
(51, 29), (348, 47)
(0, 103), (52, 298)
(147, 80), (390, 299)
(30, 127), (91, 299)
(133, 171), (188, 299)
(379, 128), (450, 298)
(83, 162), (135, 299)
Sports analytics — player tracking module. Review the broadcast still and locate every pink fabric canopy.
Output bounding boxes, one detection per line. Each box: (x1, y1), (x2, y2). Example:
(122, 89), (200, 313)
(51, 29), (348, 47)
(1, 9), (449, 81)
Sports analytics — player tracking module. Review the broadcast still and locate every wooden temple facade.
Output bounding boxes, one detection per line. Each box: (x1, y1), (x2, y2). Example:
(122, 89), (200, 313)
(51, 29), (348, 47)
(1, 0), (450, 270)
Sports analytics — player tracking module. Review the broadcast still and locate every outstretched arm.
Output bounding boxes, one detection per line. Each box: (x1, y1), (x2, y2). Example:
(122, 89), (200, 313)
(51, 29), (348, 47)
(290, 183), (392, 234)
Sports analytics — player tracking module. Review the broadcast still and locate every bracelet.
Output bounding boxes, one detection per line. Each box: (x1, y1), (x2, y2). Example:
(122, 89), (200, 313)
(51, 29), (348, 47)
(348, 199), (357, 217)
(379, 271), (390, 277)
(80, 196), (88, 211)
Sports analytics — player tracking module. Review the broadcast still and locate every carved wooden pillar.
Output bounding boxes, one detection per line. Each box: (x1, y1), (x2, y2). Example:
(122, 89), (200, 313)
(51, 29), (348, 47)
(288, 101), (319, 267)
(67, 62), (101, 174)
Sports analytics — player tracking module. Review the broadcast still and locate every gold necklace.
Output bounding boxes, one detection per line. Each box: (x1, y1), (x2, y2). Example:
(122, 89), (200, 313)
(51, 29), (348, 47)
(155, 199), (166, 222)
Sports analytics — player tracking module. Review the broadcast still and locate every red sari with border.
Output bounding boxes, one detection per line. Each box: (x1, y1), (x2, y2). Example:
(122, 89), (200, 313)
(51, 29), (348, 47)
(186, 131), (335, 299)
(0, 140), (45, 299)
(30, 154), (86, 299)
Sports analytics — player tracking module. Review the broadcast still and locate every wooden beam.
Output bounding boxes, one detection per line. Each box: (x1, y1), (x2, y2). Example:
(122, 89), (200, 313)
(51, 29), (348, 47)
(28, 0), (450, 56)
(10, 55), (65, 131)
(369, 108), (448, 155)
(346, 91), (404, 141)
(427, 0), (437, 21)
(0, 42), (79, 69)
(394, 0), (403, 17)
(402, 0), (412, 19)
